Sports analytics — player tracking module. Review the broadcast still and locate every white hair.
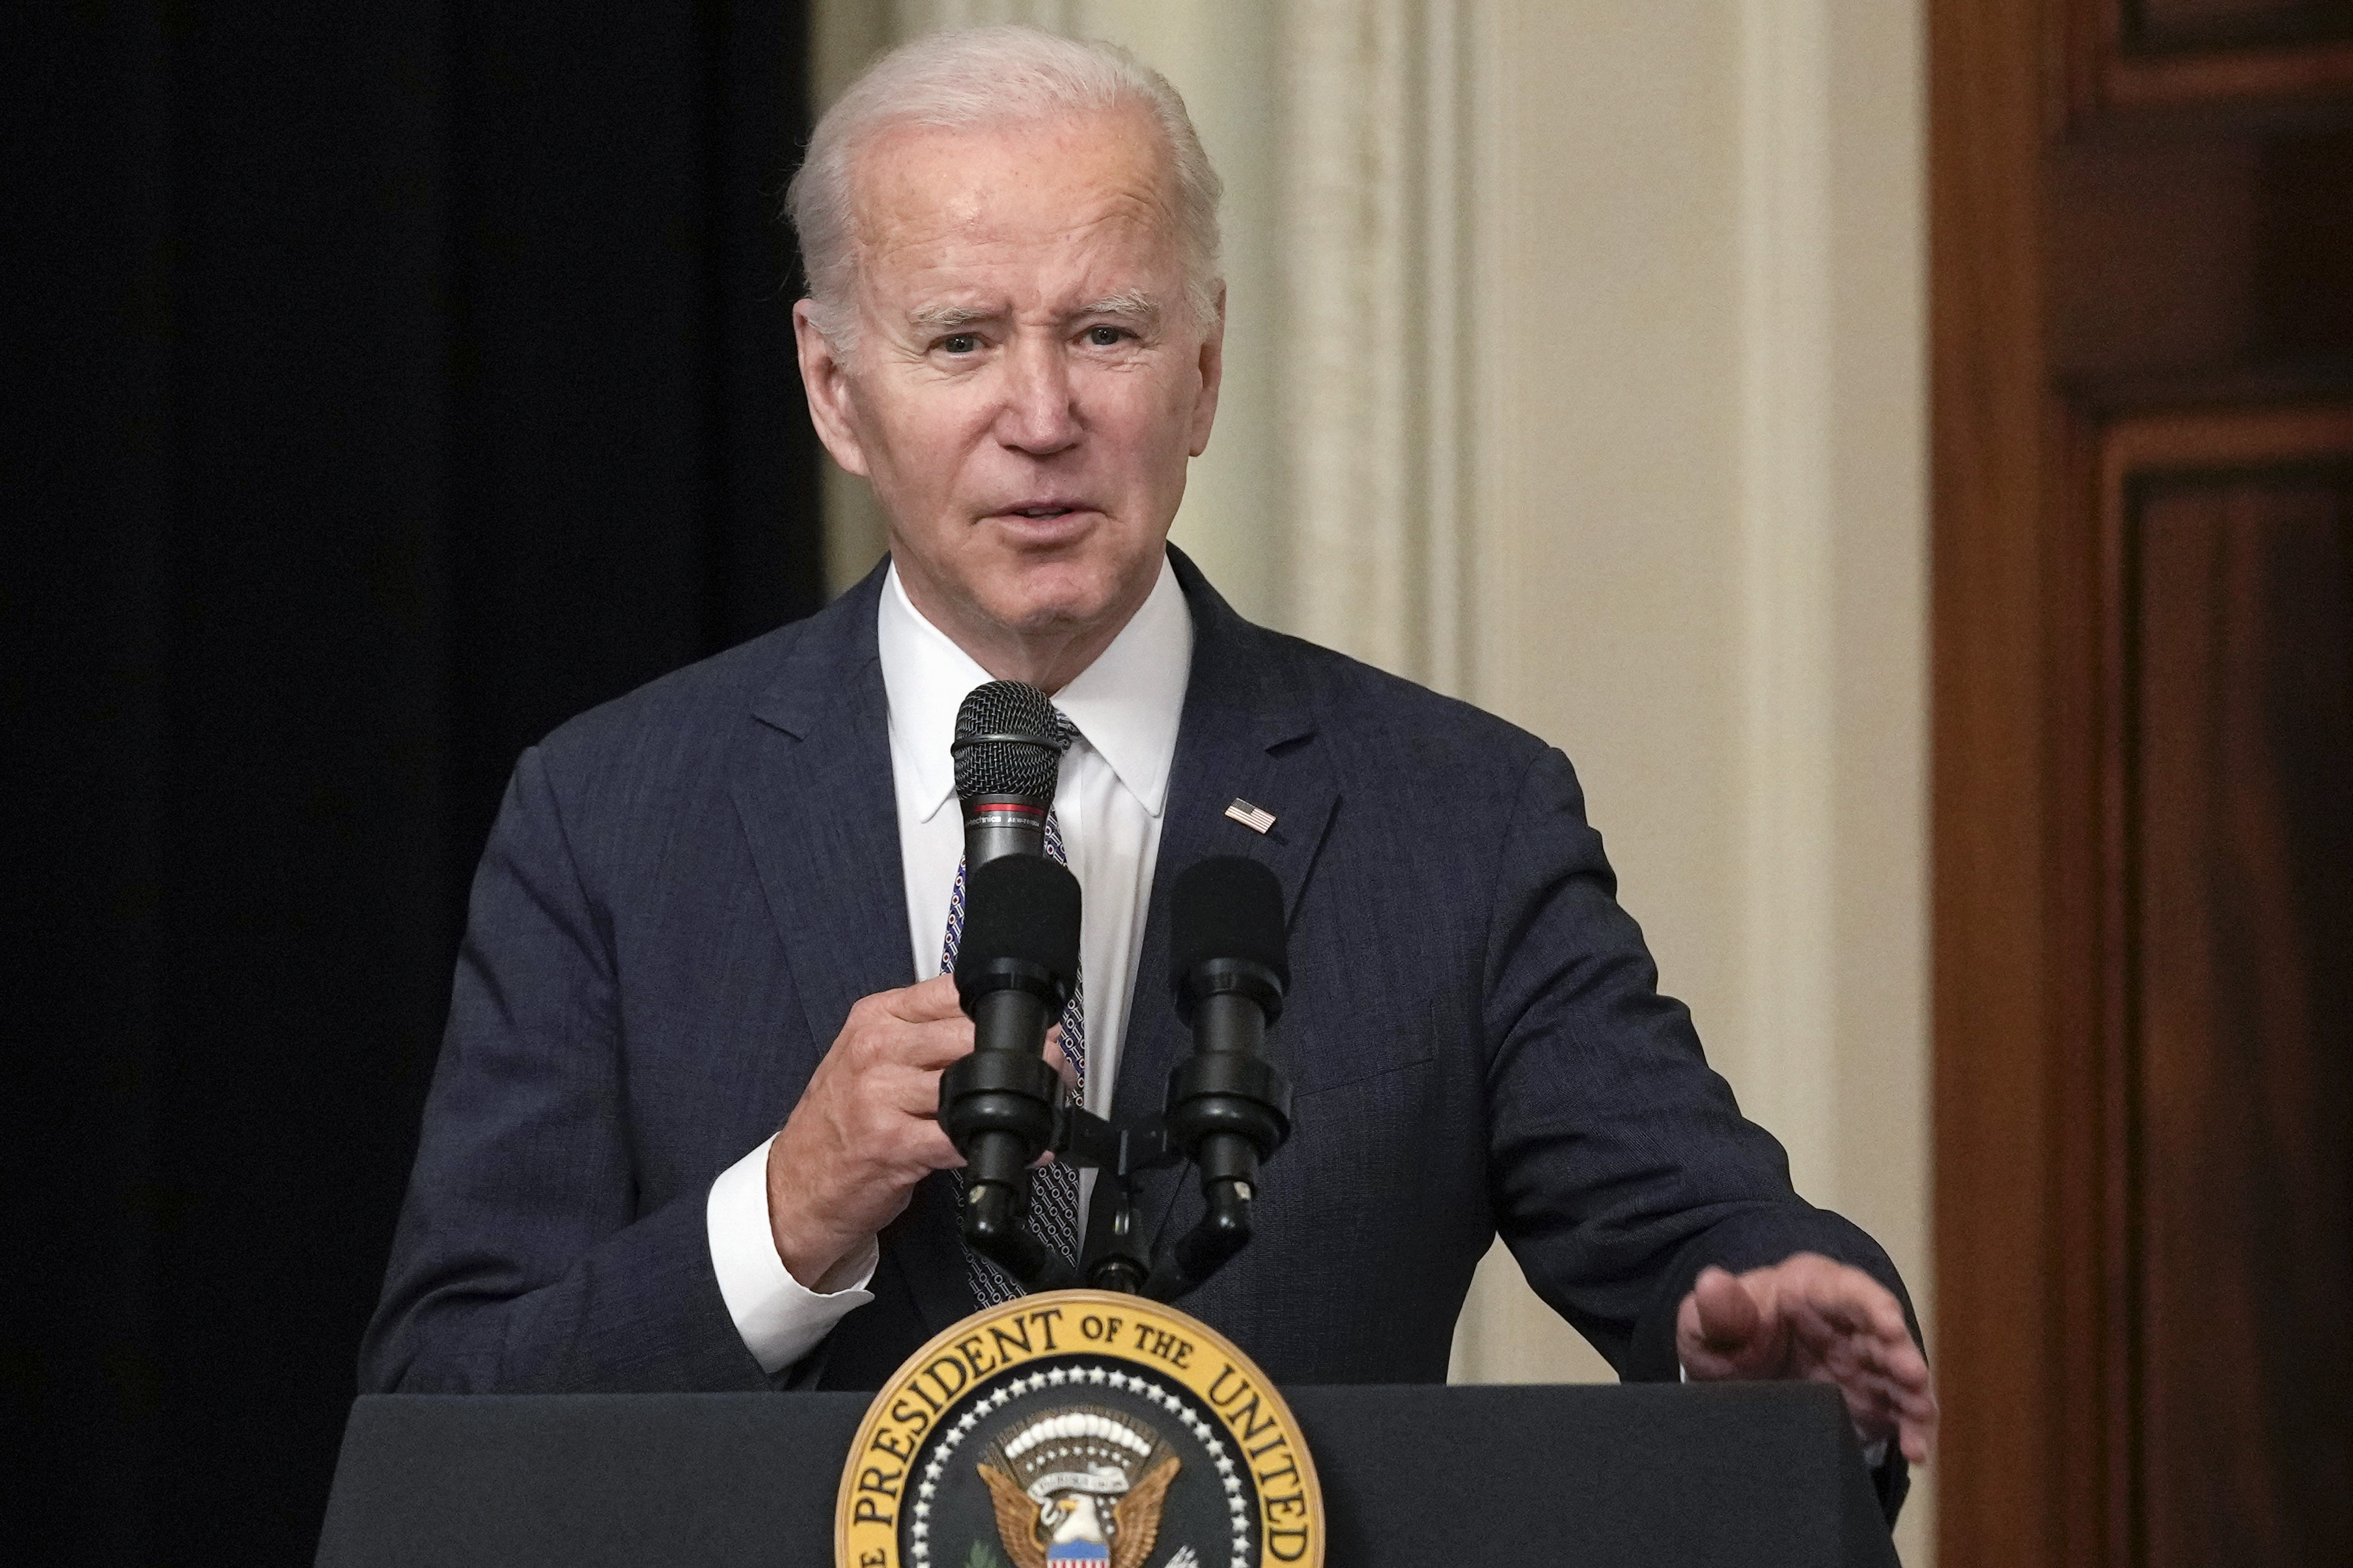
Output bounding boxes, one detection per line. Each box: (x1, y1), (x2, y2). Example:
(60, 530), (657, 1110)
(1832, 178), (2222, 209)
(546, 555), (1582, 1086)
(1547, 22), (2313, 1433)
(786, 25), (1223, 356)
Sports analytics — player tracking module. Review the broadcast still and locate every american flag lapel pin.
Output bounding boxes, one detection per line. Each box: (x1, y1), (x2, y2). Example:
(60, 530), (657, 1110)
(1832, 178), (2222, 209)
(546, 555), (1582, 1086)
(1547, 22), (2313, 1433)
(1224, 797), (1277, 834)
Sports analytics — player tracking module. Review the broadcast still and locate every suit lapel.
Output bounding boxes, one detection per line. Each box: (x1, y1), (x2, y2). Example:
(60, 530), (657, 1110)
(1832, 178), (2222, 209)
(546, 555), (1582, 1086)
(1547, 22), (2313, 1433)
(727, 567), (975, 1340)
(729, 585), (909, 1051)
(1113, 554), (1340, 1132)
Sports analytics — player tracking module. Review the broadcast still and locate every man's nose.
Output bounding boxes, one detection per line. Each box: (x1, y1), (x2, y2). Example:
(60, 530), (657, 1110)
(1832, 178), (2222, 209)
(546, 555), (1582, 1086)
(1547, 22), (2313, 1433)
(994, 336), (1081, 455)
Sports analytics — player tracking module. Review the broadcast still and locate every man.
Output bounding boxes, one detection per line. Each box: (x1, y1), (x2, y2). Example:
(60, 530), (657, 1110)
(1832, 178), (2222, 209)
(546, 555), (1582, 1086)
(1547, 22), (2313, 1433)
(363, 23), (1934, 1509)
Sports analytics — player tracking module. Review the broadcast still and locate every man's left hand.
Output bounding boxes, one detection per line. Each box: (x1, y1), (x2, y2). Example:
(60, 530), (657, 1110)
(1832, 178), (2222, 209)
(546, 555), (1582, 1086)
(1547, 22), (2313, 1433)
(1675, 1252), (1938, 1465)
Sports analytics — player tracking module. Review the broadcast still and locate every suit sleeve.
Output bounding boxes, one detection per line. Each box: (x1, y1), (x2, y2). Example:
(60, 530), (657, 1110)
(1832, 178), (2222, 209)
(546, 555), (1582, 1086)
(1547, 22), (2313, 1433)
(1478, 746), (1919, 1385)
(357, 745), (770, 1393)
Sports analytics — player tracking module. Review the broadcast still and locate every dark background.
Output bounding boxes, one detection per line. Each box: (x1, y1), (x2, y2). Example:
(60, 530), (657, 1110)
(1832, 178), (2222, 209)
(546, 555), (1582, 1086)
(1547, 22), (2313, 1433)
(5, 5), (824, 1562)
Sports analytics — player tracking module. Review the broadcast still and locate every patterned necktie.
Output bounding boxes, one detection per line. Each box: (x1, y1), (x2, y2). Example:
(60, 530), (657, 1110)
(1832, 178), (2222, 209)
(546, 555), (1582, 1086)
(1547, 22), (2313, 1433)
(941, 811), (1086, 1306)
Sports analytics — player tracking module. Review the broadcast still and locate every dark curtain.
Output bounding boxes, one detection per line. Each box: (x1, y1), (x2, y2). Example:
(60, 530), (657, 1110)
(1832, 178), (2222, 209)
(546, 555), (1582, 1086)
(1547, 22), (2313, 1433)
(5, 5), (823, 1563)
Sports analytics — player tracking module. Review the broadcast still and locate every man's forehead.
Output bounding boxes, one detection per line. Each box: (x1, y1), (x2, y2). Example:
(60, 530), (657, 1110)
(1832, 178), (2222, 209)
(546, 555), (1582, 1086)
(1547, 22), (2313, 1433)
(847, 109), (1179, 258)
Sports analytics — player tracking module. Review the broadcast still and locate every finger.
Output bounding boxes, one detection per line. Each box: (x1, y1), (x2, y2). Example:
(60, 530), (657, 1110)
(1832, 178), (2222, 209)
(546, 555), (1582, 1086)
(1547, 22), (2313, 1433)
(1805, 1325), (1931, 1414)
(1836, 1384), (1903, 1445)
(1855, 1353), (1936, 1418)
(1785, 1302), (1925, 1403)
(1819, 1360), (1916, 1418)
(881, 1067), (940, 1121)
(1845, 1364), (1939, 1465)
(1900, 1398), (1940, 1465)
(884, 973), (969, 1024)
(1692, 1266), (1764, 1356)
(1041, 1026), (1079, 1095)
(1678, 1274), (1781, 1381)
(1784, 1298), (1907, 1365)
(1674, 1291), (1716, 1371)
(1810, 1355), (1938, 1451)
(1841, 1343), (1933, 1418)
(1777, 1256), (1912, 1342)
(1775, 1269), (1915, 1364)
(1871, 1338), (1933, 1397)
(897, 1019), (977, 1071)
(912, 1121), (964, 1171)
(860, 1091), (964, 1166)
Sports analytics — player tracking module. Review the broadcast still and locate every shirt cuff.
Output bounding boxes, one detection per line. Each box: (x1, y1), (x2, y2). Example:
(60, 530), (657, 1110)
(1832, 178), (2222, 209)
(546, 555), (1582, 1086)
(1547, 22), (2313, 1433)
(706, 1134), (878, 1375)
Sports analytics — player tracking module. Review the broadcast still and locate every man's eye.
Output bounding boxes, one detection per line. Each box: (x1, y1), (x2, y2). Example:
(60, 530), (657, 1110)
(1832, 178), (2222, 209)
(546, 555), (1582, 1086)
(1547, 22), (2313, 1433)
(940, 334), (979, 355)
(1087, 325), (1126, 346)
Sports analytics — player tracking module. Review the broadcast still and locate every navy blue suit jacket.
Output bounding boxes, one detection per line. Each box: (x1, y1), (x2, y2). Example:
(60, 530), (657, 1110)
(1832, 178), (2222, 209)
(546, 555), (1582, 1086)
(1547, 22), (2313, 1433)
(364, 549), (1913, 1409)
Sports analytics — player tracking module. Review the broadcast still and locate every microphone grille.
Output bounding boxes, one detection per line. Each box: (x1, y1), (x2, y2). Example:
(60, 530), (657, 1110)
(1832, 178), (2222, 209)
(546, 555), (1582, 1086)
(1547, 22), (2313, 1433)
(953, 681), (1073, 803)
(1170, 856), (1290, 989)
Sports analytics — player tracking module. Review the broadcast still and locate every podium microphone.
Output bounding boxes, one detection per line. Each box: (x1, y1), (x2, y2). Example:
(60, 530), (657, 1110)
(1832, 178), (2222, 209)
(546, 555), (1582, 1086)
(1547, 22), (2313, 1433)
(1148, 856), (1295, 1302)
(941, 853), (1082, 1289)
(952, 681), (1072, 866)
(940, 680), (1081, 1289)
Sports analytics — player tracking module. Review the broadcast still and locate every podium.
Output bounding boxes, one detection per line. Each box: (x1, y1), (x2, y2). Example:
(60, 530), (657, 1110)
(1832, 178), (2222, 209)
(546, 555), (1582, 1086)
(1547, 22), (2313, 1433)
(314, 1383), (1898, 1566)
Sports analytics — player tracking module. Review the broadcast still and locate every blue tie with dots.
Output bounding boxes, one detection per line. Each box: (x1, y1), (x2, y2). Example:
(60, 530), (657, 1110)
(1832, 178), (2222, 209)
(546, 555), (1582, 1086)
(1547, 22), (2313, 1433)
(941, 811), (1086, 1306)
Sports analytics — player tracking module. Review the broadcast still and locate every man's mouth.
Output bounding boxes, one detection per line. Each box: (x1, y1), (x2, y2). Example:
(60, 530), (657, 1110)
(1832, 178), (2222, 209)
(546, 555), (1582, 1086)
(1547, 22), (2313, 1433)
(992, 501), (1094, 524)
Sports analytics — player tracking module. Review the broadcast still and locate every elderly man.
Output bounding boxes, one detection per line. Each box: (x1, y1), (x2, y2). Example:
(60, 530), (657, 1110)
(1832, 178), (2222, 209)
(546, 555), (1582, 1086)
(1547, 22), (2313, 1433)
(363, 23), (1934, 1509)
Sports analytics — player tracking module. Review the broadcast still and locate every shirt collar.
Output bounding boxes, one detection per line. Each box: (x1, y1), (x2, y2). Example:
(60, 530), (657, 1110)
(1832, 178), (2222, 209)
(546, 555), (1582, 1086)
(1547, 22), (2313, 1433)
(876, 555), (1193, 823)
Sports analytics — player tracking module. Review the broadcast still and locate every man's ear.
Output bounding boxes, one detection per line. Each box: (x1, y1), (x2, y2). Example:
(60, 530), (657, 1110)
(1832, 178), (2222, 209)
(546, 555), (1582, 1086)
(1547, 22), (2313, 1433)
(1186, 282), (1227, 460)
(793, 299), (870, 478)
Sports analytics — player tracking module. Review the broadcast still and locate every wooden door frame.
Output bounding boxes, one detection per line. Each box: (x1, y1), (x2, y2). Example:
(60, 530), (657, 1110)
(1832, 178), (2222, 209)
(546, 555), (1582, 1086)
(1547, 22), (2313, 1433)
(1930, 2), (2073, 1561)
(1930, 1), (2134, 1560)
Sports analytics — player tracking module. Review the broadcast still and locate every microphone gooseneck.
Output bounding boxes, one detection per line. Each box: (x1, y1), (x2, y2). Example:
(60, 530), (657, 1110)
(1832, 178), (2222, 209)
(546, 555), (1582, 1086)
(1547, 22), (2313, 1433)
(952, 680), (1072, 866)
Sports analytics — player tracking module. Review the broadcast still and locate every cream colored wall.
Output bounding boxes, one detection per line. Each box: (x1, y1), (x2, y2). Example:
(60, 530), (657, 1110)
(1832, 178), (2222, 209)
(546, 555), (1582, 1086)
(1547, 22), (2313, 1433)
(1456, 5), (1931, 1554)
(808, 3), (1930, 1556)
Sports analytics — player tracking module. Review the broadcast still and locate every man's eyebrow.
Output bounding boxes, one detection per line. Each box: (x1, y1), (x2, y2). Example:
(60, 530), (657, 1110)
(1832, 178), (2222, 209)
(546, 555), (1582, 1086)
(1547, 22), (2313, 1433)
(906, 303), (1000, 335)
(903, 294), (1164, 336)
(1078, 292), (1162, 323)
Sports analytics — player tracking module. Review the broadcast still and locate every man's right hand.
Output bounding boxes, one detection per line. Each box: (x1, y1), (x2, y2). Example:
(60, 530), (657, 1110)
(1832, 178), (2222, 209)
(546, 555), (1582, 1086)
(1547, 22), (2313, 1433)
(764, 974), (973, 1289)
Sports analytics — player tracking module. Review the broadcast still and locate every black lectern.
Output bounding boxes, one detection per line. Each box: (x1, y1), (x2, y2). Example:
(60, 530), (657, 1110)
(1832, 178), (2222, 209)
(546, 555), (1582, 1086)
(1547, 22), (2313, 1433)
(314, 1383), (1897, 1567)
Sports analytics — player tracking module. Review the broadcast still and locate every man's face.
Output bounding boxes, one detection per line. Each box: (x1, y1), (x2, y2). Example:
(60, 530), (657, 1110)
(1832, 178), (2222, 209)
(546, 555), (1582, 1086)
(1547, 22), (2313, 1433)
(796, 109), (1223, 660)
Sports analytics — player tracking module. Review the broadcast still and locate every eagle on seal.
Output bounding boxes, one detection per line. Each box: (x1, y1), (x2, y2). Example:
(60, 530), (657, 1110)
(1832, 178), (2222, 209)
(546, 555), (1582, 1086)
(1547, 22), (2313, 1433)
(976, 1405), (1180, 1568)
(979, 1456), (1177, 1568)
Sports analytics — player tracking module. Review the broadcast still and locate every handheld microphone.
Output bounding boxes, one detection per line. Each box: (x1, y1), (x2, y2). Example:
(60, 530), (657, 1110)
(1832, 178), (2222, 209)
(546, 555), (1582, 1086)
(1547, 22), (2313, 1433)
(939, 852), (1083, 1289)
(1149, 856), (1295, 1301)
(952, 681), (1072, 866)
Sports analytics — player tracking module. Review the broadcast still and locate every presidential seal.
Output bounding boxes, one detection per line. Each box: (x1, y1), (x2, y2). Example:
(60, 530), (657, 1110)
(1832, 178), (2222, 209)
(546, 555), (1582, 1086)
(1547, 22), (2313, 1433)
(836, 1291), (1322, 1568)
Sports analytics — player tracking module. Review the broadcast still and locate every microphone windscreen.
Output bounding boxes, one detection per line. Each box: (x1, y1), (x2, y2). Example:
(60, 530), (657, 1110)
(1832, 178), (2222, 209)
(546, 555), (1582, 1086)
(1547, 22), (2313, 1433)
(1170, 856), (1289, 988)
(955, 853), (1083, 985)
(953, 681), (1070, 803)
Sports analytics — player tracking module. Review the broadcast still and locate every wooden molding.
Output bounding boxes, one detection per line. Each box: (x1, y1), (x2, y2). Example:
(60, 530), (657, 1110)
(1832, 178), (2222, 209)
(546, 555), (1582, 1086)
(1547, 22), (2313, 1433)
(2098, 402), (2353, 486)
(2091, 398), (2353, 1567)
(2104, 42), (2353, 111)
(1932, 2), (2061, 1563)
(2089, 392), (2343, 1568)
(2066, 0), (2353, 122)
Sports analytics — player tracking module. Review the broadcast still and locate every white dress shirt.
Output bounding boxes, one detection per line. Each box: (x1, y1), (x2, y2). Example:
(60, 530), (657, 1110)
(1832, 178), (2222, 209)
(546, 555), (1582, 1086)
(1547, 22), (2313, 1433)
(705, 558), (1194, 1373)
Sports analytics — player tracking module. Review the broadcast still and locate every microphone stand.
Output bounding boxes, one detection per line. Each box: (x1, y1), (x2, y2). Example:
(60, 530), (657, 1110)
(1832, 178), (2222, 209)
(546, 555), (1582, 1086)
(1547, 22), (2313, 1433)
(947, 1031), (1294, 1304)
(939, 842), (1296, 1305)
